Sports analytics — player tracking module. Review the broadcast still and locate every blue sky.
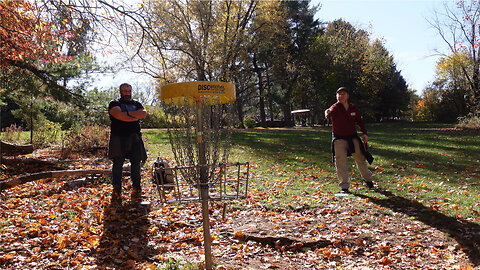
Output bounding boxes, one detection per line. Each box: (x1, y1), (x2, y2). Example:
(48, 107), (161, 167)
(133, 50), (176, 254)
(313, 0), (450, 93)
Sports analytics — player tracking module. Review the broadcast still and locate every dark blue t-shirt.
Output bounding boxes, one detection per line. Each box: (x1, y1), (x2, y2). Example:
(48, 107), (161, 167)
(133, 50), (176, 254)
(108, 98), (144, 136)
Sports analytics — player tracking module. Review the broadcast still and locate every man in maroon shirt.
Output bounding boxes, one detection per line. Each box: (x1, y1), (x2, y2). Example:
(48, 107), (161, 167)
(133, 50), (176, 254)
(325, 87), (374, 193)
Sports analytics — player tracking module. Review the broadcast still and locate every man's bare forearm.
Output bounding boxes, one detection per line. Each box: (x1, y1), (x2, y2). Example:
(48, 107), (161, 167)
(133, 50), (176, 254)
(129, 109), (147, 119)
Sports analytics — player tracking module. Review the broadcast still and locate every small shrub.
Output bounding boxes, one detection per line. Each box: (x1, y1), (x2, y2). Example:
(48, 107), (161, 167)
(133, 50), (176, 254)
(1, 124), (24, 144)
(33, 120), (62, 148)
(161, 258), (199, 270)
(244, 116), (257, 129)
(142, 105), (168, 128)
(63, 125), (110, 156)
(234, 120), (247, 129)
(457, 114), (480, 129)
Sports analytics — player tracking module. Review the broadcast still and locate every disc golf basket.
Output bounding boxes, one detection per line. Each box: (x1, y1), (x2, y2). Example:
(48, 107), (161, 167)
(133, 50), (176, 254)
(153, 81), (250, 270)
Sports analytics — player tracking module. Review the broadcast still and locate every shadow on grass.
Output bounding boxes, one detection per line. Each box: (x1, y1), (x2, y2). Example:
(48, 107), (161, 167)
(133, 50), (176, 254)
(354, 189), (480, 266)
(372, 147), (476, 180)
(231, 128), (330, 162)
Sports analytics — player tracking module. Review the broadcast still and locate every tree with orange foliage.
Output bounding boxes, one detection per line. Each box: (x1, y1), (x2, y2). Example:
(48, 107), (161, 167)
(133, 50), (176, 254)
(0, 0), (78, 100)
(1, 0), (66, 67)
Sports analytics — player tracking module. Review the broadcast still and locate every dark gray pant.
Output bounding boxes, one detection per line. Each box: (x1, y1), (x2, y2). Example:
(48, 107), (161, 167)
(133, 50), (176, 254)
(112, 155), (141, 190)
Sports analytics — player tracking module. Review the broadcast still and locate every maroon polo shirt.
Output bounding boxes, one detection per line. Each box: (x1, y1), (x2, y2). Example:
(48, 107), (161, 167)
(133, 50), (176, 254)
(328, 102), (367, 136)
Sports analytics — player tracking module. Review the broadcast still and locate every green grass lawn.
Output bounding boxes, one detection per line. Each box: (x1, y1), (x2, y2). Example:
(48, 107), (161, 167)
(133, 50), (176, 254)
(142, 122), (480, 223)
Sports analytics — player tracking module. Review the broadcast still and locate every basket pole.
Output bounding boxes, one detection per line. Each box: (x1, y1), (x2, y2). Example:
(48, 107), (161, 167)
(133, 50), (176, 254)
(196, 101), (213, 270)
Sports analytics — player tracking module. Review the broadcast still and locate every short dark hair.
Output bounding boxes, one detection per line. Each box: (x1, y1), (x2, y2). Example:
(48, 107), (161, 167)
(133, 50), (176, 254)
(119, 83), (132, 91)
(336, 87), (348, 94)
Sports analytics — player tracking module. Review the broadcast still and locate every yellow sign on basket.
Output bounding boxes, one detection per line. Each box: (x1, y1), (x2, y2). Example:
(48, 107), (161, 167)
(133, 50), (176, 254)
(161, 81), (236, 106)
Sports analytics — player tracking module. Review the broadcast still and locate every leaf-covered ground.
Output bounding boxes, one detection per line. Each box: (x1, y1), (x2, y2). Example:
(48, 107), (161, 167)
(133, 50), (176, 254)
(1, 147), (479, 269)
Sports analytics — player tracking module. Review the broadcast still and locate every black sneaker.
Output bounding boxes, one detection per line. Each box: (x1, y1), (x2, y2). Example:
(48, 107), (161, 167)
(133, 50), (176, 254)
(110, 189), (122, 207)
(131, 189), (142, 205)
(341, 188), (349, 193)
(366, 181), (374, 189)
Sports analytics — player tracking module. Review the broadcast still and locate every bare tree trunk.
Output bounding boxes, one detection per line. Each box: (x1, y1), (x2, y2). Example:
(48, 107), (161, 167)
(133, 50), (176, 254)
(30, 96), (33, 144)
(235, 100), (245, 129)
(283, 83), (294, 126)
(265, 64), (275, 122)
(252, 53), (266, 127)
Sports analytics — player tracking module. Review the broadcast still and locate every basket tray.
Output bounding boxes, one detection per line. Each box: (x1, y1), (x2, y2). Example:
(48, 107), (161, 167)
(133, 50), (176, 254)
(152, 162), (250, 204)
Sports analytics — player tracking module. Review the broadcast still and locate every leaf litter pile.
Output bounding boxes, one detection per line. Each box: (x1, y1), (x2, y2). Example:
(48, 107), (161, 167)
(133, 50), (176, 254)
(1, 149), (479, 269)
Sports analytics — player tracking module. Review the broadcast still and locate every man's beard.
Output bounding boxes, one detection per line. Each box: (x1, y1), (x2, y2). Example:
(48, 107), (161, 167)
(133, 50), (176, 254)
(121, 95), (132, 101)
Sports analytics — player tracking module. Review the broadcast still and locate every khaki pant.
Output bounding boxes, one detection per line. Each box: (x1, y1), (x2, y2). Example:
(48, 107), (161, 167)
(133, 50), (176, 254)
(334, 138), (372, 189)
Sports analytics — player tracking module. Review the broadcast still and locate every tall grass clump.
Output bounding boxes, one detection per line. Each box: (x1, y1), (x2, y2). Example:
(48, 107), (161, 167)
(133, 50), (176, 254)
(1, 124), (25, 144)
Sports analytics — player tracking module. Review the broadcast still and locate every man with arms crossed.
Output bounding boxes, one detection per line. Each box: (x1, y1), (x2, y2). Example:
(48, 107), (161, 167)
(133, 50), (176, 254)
(108, 83), (147, 205)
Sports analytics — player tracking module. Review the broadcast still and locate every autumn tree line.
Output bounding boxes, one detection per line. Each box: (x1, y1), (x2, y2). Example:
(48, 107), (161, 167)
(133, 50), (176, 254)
(1, 0), (479, 136)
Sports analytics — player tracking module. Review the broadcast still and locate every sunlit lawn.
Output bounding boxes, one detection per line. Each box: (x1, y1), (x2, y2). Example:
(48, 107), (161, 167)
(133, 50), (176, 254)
(143, 122), (480, 223)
